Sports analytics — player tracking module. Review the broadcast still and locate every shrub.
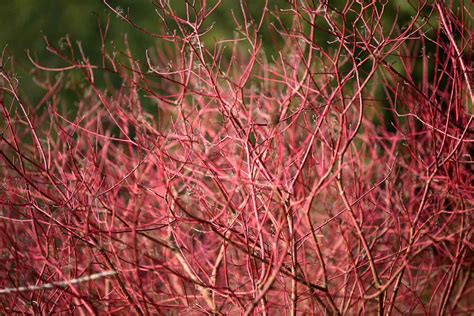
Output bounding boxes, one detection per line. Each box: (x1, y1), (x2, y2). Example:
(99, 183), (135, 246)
(0, 1), (472, 314)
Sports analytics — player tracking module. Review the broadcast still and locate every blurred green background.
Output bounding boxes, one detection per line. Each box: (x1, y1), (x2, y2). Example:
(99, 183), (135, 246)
(0, 1), (277, 101)
(0, 0), (425, 65)
(0, 0), (435, 106)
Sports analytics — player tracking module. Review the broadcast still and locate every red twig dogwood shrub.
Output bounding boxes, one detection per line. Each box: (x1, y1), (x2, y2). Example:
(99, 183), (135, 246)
(0, 1), (472, 314)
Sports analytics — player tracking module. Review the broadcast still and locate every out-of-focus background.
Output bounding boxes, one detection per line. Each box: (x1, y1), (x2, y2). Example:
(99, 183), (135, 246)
(0, 0), (426, 105)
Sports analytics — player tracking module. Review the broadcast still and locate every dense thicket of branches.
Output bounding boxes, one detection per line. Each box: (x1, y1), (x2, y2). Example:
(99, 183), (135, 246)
(0, 1), (472, 314)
